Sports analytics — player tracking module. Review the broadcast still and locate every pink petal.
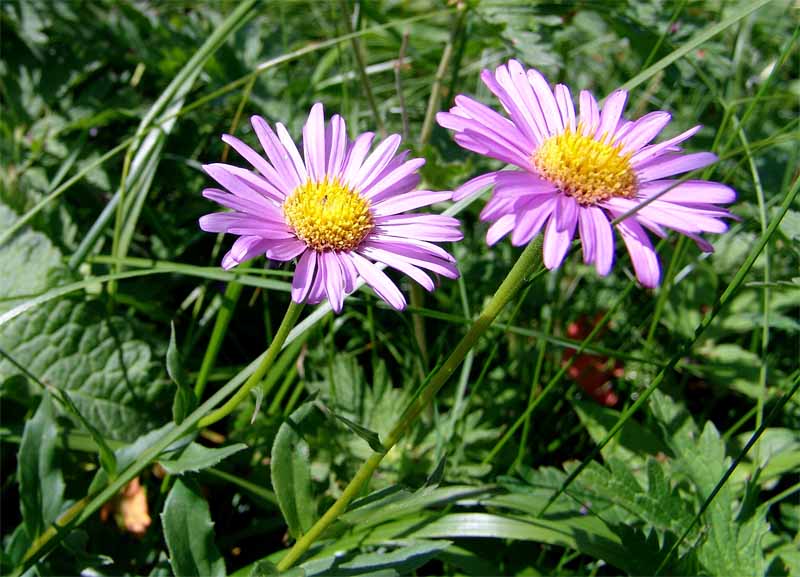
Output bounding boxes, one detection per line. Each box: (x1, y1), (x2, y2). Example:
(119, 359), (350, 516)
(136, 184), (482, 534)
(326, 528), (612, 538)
(486, 213), (516, 245)
(291, 250), (317, 303)
(323, 251), (345, 313)
(511, 195), (557, 246)
(350, 252), (406, 310)
(638, 179), (736, 204)
(250, 115), (302, 189)
(597, 89), (628, 141)
(303, 103), (326, 182)
(542, 210), (577, 269)
(275, 122), (308, 183)
(202, 188), (280, 219)
(617, 111), (671, 153)
(636, 152), (718, 182)
(352, 134), (402, 191)
(526, 68), (563, 136)
(616, 218), (660, 287)
(222, 236), (269, 270)
(377, 222), (463, 242)
(630, 125), (702, 166)
(579, 90), (599, 135)
(554, 84), (576, 131)
(327, 114), (348, 177)
(265, 239), (307, 261)
(199, 212), (276, 234)
(362, 158), (426, 201)
(358, 246), (435, 292)
(577, 206), (596, 264)
(339, 252), (358, 293)
(554, 194), (578, 232)
(589, 206), (615, 275)
(371, 190), (452, 217)
(341, 132), (375, 185)
(221, 134), (290, 197)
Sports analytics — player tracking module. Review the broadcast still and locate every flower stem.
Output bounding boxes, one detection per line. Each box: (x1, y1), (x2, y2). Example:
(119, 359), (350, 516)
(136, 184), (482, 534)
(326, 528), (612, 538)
(276, 236), (543, 571)
(197, 300), (304, 429)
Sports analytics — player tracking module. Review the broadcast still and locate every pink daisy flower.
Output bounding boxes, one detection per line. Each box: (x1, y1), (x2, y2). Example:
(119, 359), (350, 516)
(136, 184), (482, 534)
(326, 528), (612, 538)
(199, 103), (462, 312)
(436, 59), (736, 287)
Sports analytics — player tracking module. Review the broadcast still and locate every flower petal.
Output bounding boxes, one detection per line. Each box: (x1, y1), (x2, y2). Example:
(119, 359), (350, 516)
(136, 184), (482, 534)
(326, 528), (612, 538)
(372, 190), (452, 217)
(351, 252), (406, 310)
(616, 218), (660, 287)
(302, 102), (326, 181)
(542, 209), (577, 269)
(636, 152), (717, 182)
(597, 89), (628, 141)
(291, 249), (317, 303)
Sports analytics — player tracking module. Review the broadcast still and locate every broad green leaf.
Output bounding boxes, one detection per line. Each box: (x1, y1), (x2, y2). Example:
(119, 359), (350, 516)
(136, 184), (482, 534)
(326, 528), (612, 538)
(271, 402), (318, 538)
(18, 391), (65, 541)
(167, 323), (196, 425)
(0, 299), (168, 442)
(159, 442), (248, 476)
(162, 478), (225, 577)
(0, 204), (64, 314)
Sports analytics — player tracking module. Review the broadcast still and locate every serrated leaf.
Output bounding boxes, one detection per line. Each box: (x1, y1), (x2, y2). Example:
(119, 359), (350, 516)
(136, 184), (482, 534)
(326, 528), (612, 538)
(0, 299), (168, 442)
(159, 442), (248, 476)
(167, 322), (196, 425)
(271, 402), (317, 538)
(18, 391), (65, 541)
(161, 478), (225, 577)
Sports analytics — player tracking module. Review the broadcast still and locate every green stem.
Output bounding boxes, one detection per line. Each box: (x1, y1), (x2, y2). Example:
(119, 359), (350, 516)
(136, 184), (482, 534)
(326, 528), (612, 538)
(197, 301), (304, 429)
(275, 236), (544, 571)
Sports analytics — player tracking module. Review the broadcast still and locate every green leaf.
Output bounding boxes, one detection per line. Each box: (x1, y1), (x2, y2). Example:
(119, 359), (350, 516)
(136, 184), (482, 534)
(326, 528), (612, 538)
(316, 401), (385, 453)
(161, 478), (226, 577)
(0, 204), (64, 314)
(58, 388), (117, 478)
(159, 442), (248, 476)
(249, 560), (304, 577)
(18, 391), (65, 541)
(88, 423), (186, 494)
(271, 402), (318, 538)
(167, 322), (196, 425)
(0, 299), (168, 442)
(335, 540), (451, 575)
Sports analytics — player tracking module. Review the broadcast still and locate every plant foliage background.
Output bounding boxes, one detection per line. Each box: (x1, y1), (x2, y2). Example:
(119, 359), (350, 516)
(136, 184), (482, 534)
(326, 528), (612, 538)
(1, 0), (798, 576)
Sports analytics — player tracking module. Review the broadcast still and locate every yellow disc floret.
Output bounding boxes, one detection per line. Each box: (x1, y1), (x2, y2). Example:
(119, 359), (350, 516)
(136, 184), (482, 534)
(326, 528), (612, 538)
(283, 177), (373, 251)
(532, 127), (638, 205)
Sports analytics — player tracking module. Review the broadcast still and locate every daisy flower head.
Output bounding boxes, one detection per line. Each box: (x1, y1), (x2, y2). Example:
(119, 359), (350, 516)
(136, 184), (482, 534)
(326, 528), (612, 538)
(199, 103), (462, 312)
(436, 59), (736, 287)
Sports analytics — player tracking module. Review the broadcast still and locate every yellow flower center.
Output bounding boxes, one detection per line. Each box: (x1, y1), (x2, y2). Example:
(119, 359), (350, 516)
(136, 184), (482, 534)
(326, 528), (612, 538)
(532, 127), (638, 205)
(283, 178), (374, 251)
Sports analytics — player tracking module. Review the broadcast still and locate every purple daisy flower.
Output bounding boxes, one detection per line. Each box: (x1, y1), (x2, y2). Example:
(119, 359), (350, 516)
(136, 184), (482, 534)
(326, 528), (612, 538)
(437, 59), (736, 287)
(199, 103), (462, 312)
